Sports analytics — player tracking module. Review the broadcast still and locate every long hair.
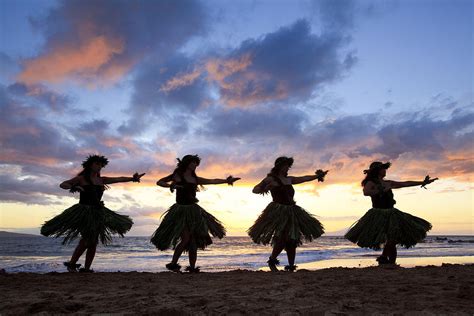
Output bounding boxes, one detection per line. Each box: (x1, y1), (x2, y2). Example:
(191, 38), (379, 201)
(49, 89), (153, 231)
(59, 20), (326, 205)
(268, 156), (294, 177)
(78, 155), (108, 186)
(361, 161), (391, 186)
(162, 154), (201, 184)
(361, 168), (380, 186)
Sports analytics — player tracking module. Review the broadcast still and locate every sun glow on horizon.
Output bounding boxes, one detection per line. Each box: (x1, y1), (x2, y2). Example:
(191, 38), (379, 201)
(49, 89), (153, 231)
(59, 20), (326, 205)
(2, 179), (472, 236)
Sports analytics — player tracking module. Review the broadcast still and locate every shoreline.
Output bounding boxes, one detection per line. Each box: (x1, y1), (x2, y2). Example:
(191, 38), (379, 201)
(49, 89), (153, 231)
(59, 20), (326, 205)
(2, 255), (474, 274)
(1, 264), (473, 314)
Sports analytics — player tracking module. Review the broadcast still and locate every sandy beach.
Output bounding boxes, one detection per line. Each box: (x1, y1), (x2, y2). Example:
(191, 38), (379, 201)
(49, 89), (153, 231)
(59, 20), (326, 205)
(1, 264), (473, 315)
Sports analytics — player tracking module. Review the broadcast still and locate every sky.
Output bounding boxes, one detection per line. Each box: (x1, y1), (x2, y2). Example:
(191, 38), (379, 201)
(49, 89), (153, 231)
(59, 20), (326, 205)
(0, 0), (472, 236)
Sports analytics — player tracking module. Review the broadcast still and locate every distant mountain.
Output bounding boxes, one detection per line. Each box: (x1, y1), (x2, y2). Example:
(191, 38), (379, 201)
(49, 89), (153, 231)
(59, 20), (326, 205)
(0, 231), (39, 237)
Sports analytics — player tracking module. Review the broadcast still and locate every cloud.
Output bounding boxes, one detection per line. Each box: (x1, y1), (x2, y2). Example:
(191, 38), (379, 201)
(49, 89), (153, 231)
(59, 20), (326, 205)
(316, 0), (356, 33)
(201, 105), (307, 138)
(0, 173), (64, 205)
(305, 114), (380, 151)
(7, 82), (71, 112)
(160, 19), (356, 108)
(0, 85), (79, 168)
(18, 0), (209, 86)
(171, 99), (474, 184)
(0, 52), (20, 82)
(121, 18), (357, 135)
(310, 104), (474, 181)
(351, 107), (474, 161)
(0, 82), (173, 204)
(118, 53), (210, 135)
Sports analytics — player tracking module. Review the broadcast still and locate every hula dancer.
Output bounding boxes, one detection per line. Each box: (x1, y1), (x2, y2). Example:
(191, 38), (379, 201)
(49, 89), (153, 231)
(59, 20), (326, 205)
(152, 155), (240, 273)
(345, 161), (437, 264)
(41, 155), (145, 272)
(248, 156), (327, 272)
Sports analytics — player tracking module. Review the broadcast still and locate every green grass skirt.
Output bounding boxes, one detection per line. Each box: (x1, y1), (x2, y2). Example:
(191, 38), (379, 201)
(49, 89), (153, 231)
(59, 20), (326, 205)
(150, 203), (226, 251)
(247, 202), (324, 246)
(344, 208), (432, 250)
(40, 203), (133, 245)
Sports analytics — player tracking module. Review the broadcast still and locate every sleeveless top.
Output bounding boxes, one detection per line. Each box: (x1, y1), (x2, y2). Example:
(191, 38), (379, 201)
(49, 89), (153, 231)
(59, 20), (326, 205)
(269, 175), (296, 205)
(175, 176), (199, 205)
(79, 185), (104, 206)
(370, 182), (396, 208)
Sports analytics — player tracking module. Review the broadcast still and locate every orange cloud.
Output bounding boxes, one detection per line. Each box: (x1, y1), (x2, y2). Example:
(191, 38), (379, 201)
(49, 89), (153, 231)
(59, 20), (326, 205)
(206, 54), (289, 107)
(101, 137), (141, 154)
(0, 150), (64, 167)
(159, 54), (287, 107)
(205, 54), (253, 82)
(160, 67), (202, 93)
(18, 36), (128, 85)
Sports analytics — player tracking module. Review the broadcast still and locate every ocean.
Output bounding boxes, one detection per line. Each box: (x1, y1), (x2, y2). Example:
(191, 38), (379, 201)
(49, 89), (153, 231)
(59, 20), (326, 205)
(1, 235), (473, 273)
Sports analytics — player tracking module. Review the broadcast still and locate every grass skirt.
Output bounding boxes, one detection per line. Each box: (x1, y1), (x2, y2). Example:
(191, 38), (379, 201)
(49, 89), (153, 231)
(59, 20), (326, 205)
(247, 202), (324, 246)
(345, 208), (432, 250)
(150, 203), (226, 251)
(40, 203), (133, 245)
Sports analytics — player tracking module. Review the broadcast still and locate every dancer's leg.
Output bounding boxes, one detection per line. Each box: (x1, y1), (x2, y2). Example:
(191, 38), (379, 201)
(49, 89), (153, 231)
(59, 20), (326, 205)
(70, 238), (87, 264)
(84, 241), (97, 270)
(171, 230), (191, 264)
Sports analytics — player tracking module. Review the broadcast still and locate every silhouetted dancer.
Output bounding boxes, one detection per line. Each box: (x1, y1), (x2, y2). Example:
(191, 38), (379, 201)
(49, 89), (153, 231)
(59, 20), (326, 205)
(248, 156), (327, 272)
(345, 161), (437, 265)
(41, 155), (145, 272)
(151, 155), (240, 273)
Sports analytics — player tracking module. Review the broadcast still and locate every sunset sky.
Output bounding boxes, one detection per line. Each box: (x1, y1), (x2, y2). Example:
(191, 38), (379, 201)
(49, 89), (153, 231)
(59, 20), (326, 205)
(0, 0), (472, 236)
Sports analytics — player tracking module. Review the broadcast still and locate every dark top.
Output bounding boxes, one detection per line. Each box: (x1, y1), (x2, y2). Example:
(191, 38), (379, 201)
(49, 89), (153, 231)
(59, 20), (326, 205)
(371, 186), (396, 209)
(269, 176), (296, 205)
(79, 185), (104, 206)
(176, 177), (199, 205)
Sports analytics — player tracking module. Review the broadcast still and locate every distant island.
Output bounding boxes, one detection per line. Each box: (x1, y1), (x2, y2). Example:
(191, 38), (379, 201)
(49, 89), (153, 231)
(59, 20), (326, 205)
(0, 231), (39, 238)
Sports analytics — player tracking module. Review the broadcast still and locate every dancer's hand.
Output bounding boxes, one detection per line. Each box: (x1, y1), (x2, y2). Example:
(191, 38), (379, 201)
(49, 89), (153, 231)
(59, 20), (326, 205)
(226, 176), (241, 186)
(421, 175), (438, 189)
(315, 169), (329, 182)
(132, 172), (146, 182)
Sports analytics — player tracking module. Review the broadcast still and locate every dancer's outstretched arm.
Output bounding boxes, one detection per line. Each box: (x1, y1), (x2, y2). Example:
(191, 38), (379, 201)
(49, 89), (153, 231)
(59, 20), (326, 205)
(290, 170), (329, 185)
(197, 176), (240, 185)
(290, 175), (319, 185)
(389, 176), (438, 189)
(102, 173), (145, 184)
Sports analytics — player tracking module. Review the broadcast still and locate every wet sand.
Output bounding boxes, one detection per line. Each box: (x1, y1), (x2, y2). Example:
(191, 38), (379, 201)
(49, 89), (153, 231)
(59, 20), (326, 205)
(296, 255), (474, 270)
(1, 264), (473, 315)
